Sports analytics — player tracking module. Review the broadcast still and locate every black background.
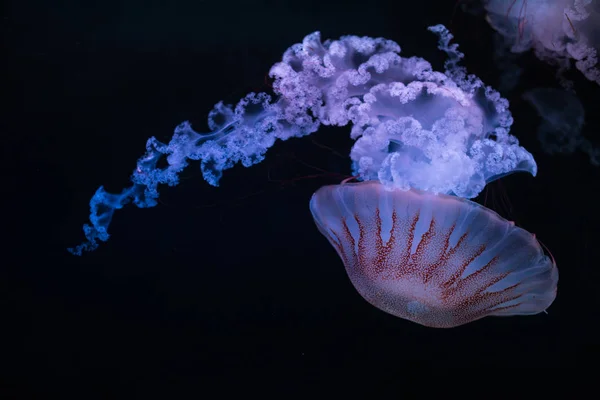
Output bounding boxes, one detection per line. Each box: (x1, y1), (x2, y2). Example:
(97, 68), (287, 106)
(5, 0), (600, 394)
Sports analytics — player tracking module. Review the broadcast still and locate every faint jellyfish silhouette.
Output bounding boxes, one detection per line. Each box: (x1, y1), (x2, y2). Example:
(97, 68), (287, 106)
(310, 180), (558, 328)
(484, 0), (600, 87)
(523, 87), (599, 166)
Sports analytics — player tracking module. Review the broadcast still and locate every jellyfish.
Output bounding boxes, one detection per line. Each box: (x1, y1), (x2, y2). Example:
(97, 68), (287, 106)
(476, 1), (600, 166)
(70, 26), (558, 327)
(310, 181), (557, 328)
(483, 0), (600, 86)
(523, 87), (599, 166)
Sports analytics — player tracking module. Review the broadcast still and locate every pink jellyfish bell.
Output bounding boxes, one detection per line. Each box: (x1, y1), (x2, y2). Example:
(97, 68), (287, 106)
(310, 181), (558, 328)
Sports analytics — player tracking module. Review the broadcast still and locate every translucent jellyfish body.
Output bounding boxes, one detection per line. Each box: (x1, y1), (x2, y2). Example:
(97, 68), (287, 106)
(484, 0), (600, 85)
(310, 181), (558, 328)
(523, 87), (599, 166)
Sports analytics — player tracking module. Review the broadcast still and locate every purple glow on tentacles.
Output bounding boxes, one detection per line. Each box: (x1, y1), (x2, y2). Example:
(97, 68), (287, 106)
(69, 25), (537, 255)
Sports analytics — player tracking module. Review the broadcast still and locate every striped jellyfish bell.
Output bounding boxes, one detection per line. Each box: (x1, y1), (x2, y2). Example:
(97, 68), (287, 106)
(309, 180), (558, 328)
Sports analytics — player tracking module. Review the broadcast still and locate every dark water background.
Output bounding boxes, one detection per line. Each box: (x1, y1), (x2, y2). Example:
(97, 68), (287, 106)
(5, 0), (599, 394)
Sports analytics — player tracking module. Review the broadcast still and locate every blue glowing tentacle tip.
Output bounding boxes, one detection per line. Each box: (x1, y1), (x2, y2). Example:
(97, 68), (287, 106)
(67, 223), (109, 256)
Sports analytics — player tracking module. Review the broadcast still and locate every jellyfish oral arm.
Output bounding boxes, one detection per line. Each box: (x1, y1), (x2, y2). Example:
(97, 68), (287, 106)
(70, 25), (536, 254)
(68, 91), (317, 255)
